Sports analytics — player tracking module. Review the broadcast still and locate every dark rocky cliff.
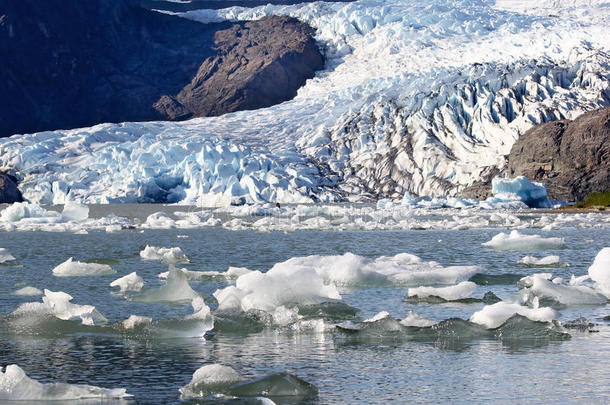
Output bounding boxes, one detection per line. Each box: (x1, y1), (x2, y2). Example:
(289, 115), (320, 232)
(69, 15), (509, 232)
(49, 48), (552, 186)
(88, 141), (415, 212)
(507, 107), (610, 201)
(0, 172), (23, 203)
(0, 0), (323, 137)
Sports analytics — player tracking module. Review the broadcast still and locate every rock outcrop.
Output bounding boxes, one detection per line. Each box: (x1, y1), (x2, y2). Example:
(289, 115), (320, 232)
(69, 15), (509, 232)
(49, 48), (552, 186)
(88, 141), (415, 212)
(0, 0), (323, 137)
(507, 107), (610, 201)
(0, 172), (23, 203)
(154, 16), (324, 120)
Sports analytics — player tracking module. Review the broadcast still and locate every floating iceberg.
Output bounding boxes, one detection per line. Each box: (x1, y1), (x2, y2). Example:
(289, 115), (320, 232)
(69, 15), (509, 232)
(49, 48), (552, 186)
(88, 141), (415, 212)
(110, 272), (144, 292)
(60, 201), (89, 222)
(0, 248), (15, 263)
(12, 286), (43, 296)
(0, 364), (130, 401)
(482, 230), (565, 251)
(0, 202), (59, 223)
(519, 273), (606, 306)
(52, 257), (115, 277)
(488, 176), (552, 208)
(518, 255), (565, 267)
(179, 364), (244, 399)
(134, 265), (200, 303)
(407, 281), (477, 301)
(469, 298), (558, 329)
(11, 289), (107, 326)
(140, 245), (190, 264)
(588, 247), (610, 297)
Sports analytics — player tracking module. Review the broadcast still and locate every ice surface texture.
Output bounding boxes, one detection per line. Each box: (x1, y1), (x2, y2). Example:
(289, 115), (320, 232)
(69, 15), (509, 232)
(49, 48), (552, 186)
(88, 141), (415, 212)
(1, 0), (609, 204)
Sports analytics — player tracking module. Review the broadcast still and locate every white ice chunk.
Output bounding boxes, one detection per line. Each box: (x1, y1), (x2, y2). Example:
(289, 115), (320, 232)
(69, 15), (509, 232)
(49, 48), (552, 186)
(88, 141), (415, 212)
(11, 289), (107, 325)
(407, 281), (477, 301)
(0, 247), (15, 263)
(60, 201), (89, 222)
(518, 255), (562, 266)
(519, 273), (607, 305)
(490, 176), (552, 208)
(135, 265), (200, 303)
(179, 364), (244, 399)
(0, 364), (130, 400)
(588, 247), (610, 297)
(122, 315), (153, 329)
(482, 230), (565, 251)
(12, 286), (43, 296)
(0, 202), (60, 223)
(400, 311), (437, 327)
(52, 257), (115, 277)
(140, 245), (189, 264)
(469, 299), (558, 329)
(110, 272), (144, 292)
(142, 212), (176, 229)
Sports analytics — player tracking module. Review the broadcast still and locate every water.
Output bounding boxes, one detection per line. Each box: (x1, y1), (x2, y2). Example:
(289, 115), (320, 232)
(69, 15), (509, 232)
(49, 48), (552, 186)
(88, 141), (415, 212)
(1, 204), (609, 403)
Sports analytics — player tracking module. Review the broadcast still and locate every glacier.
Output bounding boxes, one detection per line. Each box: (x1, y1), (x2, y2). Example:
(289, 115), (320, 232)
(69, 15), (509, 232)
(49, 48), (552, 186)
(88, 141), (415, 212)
(1, 0), (609, 204)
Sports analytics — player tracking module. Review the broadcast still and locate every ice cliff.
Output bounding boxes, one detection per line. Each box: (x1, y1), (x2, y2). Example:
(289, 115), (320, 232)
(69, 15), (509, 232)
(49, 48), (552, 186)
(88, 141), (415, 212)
(1, 0), (609, 204)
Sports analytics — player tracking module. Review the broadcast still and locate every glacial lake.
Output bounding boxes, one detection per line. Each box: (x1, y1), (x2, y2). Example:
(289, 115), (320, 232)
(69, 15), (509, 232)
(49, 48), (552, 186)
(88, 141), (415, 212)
(1, 204), (609, 404)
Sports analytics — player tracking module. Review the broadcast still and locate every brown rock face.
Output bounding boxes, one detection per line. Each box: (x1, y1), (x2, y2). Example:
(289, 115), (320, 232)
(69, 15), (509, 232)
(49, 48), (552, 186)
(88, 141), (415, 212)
(0, 172), (23, 203)
(154, 16), (324, 120)
(507, 107), (610, 201)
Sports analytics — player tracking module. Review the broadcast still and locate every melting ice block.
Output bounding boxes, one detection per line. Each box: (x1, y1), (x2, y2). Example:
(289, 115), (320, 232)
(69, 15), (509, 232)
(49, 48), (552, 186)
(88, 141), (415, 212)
(588, 247), (610, 297)
(11, 289), (107, 325)
(519, 273), (606, 305)
(110, 272), (144, 292)
(407, 281), (477, 301)
(489, 176), (552, 208)
(60, 201), (89, 222)
(0, 364), (130, 400)
(52, 257), (115, 277)
(135, 265), (200, 302)
(518, 255), (563, 267)
(469, 299), (558, 329)
(179, 364), (244, 398)
(482, 230), (565, 251)
(0, 202), (60, 223)
(400, 311), (436, 327)
(12, 286), (43, 296)
(140, 245), (189, 264)
(0, 247), (15, 263)
(226, 373), (318, 399)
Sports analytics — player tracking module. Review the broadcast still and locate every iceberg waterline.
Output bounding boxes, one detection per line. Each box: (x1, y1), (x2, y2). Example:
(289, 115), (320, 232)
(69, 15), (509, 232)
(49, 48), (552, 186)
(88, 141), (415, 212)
(1, 0), (610, 204)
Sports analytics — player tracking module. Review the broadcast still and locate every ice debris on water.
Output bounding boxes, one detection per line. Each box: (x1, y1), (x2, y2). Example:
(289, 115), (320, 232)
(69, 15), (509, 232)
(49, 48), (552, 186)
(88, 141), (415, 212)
(0, 364), (131, 401)
(482, 230), (565, 251)
(122, 315), (153, 330)
(110, 272), (144, 292)
(407, 281), (477, 301)
(469, 298), (558, 329)
(179, 364), (244, 399)
(588, 247), (610, 297)
(134, 265), (200, 303)
(0, 248), (15, 263)
(11, 289), (107, 326)
(52, 257), (115, 277)
(519, 273), (607, 306)
(12, 286), (43, 296)
(399, 311), (437, 327)
(518, 255), (566, 267)
(140, 245), (190, 264)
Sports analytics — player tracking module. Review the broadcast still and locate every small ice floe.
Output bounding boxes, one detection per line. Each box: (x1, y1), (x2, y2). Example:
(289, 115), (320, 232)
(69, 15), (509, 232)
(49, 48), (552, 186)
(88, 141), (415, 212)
(122, 315), (153, 329)
(469, 298), (558, 329)
(158, 266), (252, 281)
(142, 212), (176, 229)
(180, 365), (317, 401)
(52, 257), (115, 277)
(407, 281), (477, 302)
(399, 311), (437, 327)
(518, 273), (606, 306)
(11, 289), (107, 326)
(0, 247), (15, 263)
(109, 272), (144, 292)
(482, 230), (565, 251)
(140, 245), (189, 264)
(0, 202), (59, 223)
(0, 364), (130, 400)
(588, 247), (610, 297)
(518, 255), (568, 267)
(12, 286), (43, 296)
(134, 265), (199, 302)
